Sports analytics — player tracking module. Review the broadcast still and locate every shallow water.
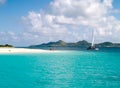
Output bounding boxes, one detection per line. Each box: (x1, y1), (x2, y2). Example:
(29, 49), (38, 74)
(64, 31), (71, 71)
(0, 48), (120, 88)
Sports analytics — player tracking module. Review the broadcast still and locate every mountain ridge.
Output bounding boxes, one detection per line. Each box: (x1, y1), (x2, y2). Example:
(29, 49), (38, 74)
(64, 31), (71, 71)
(29, 40), (120, 48)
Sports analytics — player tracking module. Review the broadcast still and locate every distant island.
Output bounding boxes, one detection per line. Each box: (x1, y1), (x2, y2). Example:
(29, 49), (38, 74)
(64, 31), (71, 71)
(0, 44), (13, 47)
(29, 40), (120, 48)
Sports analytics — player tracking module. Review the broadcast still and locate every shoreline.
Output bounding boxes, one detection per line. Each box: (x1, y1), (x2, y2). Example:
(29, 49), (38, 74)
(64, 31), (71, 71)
(0, 47), (59, 54)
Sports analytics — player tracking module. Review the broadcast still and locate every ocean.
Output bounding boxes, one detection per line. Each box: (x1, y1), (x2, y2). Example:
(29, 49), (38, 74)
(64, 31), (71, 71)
(0, 47), (120, 88)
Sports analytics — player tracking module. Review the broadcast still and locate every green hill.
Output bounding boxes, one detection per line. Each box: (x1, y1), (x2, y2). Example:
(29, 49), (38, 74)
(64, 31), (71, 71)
(29, 40), (120, 48)
(0, 44), (13, 47)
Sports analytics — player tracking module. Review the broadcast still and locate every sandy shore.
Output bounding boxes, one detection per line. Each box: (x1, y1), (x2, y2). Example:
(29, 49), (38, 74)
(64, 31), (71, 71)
(0, 48), (57, 54)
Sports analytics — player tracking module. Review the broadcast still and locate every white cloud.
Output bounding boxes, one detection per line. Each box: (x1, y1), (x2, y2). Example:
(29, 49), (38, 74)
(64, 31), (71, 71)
(0, 31), (20, 45)
(20, 0), (120, 45)
(1, 0), (118, 45)
(50, 0), (112, 18)
(0, 0), (6, 4)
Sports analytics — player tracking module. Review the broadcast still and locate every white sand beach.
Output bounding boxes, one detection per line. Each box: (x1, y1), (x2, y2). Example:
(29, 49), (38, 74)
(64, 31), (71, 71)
(0, 48), (57, 54)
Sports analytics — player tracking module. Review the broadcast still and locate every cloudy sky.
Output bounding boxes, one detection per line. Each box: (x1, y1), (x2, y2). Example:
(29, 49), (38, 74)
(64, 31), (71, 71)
(0, 0), (120, 46)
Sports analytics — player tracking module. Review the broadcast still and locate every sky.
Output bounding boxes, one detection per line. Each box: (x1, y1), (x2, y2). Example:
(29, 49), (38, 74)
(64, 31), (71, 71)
(0, 0), (120, 46)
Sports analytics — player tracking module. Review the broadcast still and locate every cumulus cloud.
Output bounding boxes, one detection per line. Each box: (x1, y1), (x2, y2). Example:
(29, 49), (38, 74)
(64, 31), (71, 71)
(21, 0), (120, 45)
(50, 0), (112, 18)
(0, 0), (6, 4)
(0, 31), (19, 45)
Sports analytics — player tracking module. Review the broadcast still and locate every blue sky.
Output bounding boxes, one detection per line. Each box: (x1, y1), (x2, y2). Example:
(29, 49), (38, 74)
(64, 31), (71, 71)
(0, 0), (51, 31)
(0, 0), (120, 46)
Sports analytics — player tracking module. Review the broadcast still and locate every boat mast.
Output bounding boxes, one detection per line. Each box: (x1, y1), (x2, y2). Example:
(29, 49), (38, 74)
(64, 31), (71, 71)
(91, 29), (94, 47)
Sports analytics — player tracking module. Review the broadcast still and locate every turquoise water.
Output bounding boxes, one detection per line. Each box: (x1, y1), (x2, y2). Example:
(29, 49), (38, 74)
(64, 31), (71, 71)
(0, 48), (120, 88)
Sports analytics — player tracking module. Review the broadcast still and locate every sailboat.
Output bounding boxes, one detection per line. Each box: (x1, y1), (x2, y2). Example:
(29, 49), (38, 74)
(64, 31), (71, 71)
(87, 29), (99, 50)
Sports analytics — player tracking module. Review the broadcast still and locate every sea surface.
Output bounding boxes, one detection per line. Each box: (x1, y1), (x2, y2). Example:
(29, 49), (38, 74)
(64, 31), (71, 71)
(0, 47), (120, 88)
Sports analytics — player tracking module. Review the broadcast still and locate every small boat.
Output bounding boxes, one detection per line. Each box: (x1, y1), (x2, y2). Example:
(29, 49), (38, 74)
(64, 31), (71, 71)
(87, 29), (99, 50)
